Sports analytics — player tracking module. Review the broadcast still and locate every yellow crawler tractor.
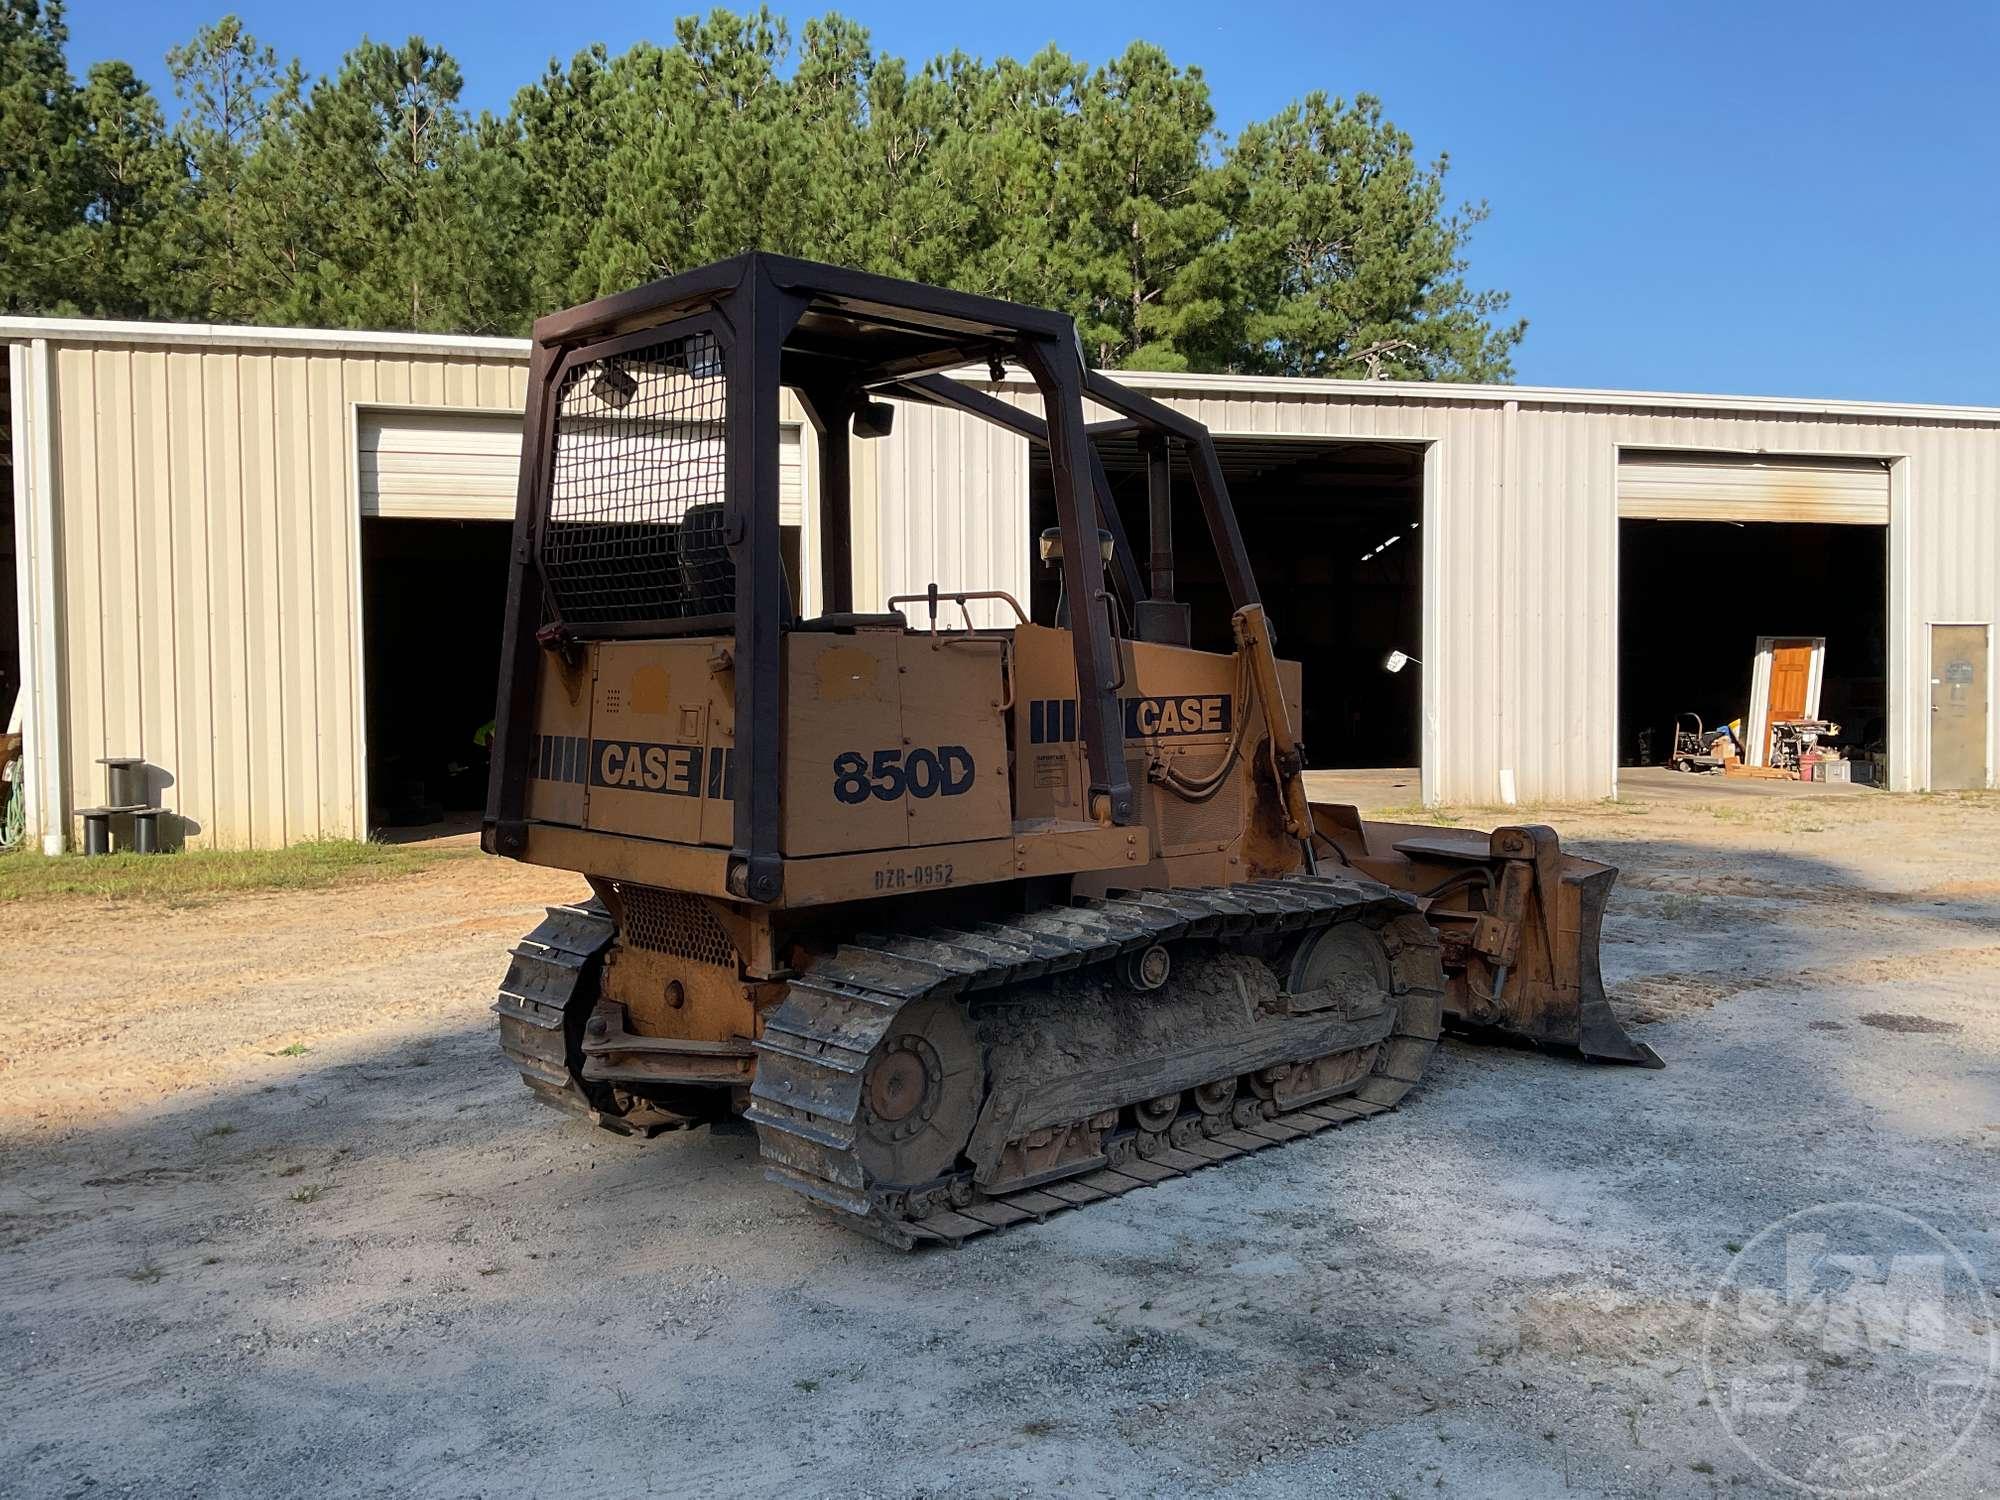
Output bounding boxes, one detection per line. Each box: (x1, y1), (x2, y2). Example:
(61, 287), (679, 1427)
(484, 255), (1658, 1248)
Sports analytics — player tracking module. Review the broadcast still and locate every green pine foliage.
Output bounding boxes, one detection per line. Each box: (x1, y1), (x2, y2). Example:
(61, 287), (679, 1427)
(1, 3), (1524, 378)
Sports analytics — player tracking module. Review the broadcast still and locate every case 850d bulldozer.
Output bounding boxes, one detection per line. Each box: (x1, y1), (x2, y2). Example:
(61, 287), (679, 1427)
(484, 254), (1659, 1249)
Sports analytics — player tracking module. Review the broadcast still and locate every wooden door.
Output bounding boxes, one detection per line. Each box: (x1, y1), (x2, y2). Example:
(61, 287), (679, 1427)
(1930, 625), (1990, 790)
(1762, 639), (1818, 762)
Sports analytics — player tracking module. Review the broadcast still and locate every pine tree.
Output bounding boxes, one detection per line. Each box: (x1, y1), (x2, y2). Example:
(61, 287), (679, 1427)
(499, 45), (615, 315)
(0, 0), (89, 313)
(166, 14), (298, 321)
(1224, 92), (1525, 380)
(74, 61), (189, 316)
(1061, 44), (1230, 371)
(30, 7), (1530, 376)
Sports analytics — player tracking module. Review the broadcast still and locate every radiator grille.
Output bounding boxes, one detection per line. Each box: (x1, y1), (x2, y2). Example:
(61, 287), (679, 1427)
(617, 884), (737, 967)
(1153, 777), (1245, 853)
(542, 331), (731, 626)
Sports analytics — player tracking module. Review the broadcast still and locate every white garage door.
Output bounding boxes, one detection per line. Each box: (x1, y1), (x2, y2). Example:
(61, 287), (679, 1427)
(1618, 451), (1890, 525)
(358, 409), (806, 523)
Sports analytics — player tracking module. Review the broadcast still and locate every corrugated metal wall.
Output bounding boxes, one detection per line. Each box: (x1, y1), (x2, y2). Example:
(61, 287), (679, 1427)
(866, 376), (2000, 803)
(848, 397), (1029, 629)
(31, 336), (528, 847)
(5, 325), (857, 849)
(9, 320), (1996, 849)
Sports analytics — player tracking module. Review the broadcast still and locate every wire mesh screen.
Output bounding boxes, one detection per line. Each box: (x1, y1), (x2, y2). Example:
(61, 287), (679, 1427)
(541, 331), (732, 625)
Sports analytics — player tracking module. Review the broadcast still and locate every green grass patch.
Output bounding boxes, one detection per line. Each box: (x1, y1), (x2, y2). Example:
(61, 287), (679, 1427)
(1370, 803), (1463, 826)
(0, 837), (470, 905)
(1367, 797), (1645, 827)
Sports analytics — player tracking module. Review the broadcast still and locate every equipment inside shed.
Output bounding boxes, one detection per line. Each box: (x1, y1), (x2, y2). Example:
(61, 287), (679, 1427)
(361, 518), (514, 828)
(1031, 438), (1424, 770)
(1617, 519), (1888, 780)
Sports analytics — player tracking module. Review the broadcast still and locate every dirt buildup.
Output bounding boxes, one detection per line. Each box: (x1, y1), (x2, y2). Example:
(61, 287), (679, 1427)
(1617, 973), (1743, 1026)
(1858, 1011), (1964, 1035)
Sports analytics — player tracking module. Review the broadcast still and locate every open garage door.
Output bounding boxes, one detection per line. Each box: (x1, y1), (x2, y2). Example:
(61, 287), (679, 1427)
(358, 408), (806, 522)
(358, 409), (810, 830)
(1618, 451), (1889, 525)
(1031, 437), (1424, 771)
(1617, 450), (1889, 788)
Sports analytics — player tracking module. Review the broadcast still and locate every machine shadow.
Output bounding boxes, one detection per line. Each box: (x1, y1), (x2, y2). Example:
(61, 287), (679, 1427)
(4, 826), (1989, 1229)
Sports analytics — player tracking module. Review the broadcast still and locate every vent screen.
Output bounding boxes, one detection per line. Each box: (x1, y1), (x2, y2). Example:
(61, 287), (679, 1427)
(617, 884), (736, 967)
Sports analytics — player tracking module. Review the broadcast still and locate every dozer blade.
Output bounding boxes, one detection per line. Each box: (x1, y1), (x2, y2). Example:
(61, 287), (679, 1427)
(1310, 802), (1663, 1068)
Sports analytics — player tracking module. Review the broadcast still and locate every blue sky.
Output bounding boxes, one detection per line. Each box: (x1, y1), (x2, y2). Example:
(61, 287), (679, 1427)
(65, 0), (2000, 404)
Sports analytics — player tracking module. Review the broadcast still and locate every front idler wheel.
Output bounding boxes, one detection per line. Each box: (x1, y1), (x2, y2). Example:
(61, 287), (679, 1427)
(855, 997), (983, 1189)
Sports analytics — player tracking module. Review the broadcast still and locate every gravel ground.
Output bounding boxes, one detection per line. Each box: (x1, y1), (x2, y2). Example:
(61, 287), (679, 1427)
(2, 783), (1996, 1498)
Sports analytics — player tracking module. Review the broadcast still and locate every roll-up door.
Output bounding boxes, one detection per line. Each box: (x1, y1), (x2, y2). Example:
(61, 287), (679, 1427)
(359, 409), (804, 522)
(1617, 452), (1889, 525)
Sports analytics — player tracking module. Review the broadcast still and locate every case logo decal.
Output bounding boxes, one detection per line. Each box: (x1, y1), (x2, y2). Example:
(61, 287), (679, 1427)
(583, 740), (735, 799)
(1028, 695), (1231, 744)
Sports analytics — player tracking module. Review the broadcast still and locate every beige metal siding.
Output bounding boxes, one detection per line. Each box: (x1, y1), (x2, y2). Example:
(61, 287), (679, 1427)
(857, 399), (1029, 628)
(359, 407), (806, 524)
(11, 333), (841, 848)
(10, 339), (66, 853)
(37, 340), (528, 847)
(1618, 451), (1891, 523)
(10, 316), (1998, 854)
(881, 374), (1999, 802)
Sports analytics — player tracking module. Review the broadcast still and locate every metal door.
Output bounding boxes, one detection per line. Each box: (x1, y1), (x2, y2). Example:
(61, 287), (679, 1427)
(1930, 625), (1989, 790)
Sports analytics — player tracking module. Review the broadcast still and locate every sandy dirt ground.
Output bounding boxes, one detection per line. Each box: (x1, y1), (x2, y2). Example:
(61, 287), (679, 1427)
(2, 782), (1997, 1498)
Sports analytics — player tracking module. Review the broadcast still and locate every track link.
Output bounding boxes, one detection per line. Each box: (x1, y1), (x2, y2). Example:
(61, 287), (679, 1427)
(491, 898), (661, 1135)
(748, 873), (1445, 1248)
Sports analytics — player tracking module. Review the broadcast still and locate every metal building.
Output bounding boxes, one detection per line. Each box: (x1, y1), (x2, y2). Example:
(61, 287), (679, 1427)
(5, 316), (1995, 852)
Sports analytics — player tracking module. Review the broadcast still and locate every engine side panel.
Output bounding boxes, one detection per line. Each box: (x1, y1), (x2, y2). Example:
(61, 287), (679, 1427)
(1010, 623), (1303, 883)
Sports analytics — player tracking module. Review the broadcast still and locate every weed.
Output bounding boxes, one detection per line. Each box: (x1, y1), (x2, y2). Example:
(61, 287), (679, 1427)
(1690, 1460), (1715, 1474)
(270, 1043), (311, 1058)
(277, 1163), (305, 1177)
(1021, 1419), (1057, 1438)
(199, 1123), (237, 1139)
(289, 1182), (330, 1204)
(794, 1378), (820, 1394)
(1725, 1241), (1743, 1254)
(201, 1256), (222, 1266)
(124, 1257), (166, 1284)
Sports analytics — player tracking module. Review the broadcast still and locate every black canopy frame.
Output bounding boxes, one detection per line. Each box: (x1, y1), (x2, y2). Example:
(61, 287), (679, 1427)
(486, 253), (1261, 904)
